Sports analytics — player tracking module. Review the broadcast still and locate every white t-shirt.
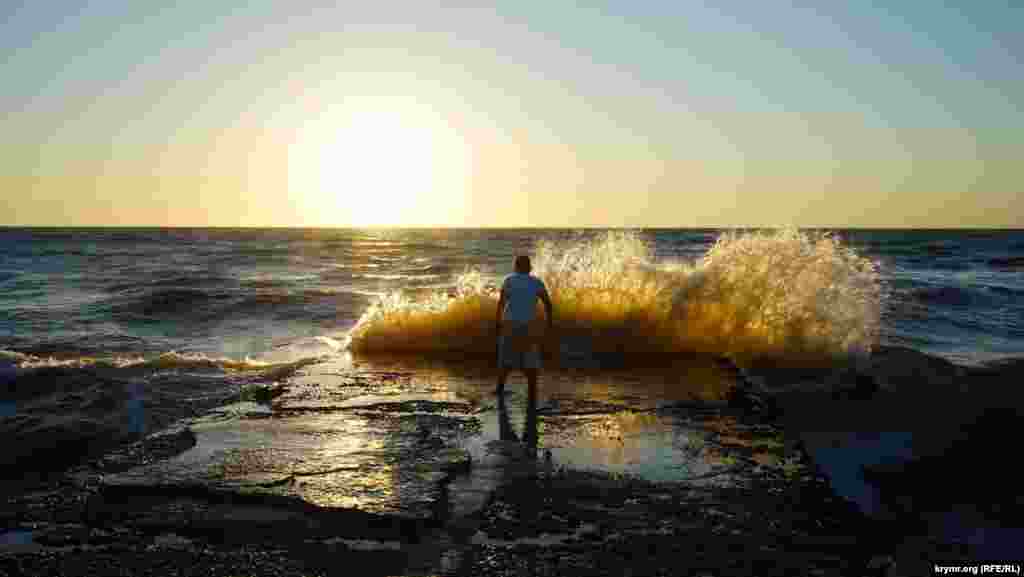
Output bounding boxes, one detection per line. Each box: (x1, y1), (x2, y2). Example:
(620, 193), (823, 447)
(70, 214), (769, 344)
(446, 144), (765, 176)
(501, 273), (548, 323)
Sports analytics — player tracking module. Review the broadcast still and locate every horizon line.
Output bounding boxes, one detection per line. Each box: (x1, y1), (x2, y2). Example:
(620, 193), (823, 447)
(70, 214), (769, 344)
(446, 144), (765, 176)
(2, 224), (1022, 231)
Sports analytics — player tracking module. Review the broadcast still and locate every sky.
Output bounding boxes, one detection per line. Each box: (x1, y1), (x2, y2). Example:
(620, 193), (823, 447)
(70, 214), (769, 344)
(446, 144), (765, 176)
(1, 0), (1020, 228)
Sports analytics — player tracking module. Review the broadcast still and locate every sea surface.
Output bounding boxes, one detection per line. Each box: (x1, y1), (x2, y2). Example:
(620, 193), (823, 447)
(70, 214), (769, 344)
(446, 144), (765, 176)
(2, 227), (1021, 376)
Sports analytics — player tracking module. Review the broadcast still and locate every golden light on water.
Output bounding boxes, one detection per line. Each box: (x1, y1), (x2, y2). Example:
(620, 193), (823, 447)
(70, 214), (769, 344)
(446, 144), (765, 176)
(296, 464), (397, 511)
(351, 229), (882, 364)
(288, 104), (472, 227)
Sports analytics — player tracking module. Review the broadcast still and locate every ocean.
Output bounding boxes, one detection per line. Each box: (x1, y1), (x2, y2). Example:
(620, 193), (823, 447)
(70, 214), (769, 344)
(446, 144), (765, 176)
(0, 226), (1020, 423)
(2, 227), (1021, 376)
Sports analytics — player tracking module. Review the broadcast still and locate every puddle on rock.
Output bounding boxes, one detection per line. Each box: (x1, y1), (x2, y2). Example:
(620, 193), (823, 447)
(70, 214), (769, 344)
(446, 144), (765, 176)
(455, 361), (755, 487)
(105, 394), (478, 518)
(507, 409), (725, 483)
(106, 353), (766, 526)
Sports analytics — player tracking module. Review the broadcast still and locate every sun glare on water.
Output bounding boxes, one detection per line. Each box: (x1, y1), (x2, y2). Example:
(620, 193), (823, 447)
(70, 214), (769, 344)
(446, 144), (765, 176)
(289, 108), (470, 227)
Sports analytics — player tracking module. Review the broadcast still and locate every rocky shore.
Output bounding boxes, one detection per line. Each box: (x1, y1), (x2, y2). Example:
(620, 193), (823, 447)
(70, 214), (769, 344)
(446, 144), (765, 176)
(2, 346), (1020, 576)
(1, 410), (893, 577)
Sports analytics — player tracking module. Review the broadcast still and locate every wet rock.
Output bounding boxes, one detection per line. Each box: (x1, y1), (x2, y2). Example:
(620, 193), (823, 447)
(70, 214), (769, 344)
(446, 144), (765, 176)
(725, 380), (773, 414)
(438, 448), (472, 476)
(536, 398), (629, 416)
(736, 362), (837, 393)
(5, 355), (991, 576)
(97, 427), (197, 473)
(1, 415), (125, 474)
(966, 356), (1024, 389)
(356, 400), (474, 414)
(865, 346), (963, 390)
(35, 524), (92, 547)
(1, 368), (122, 403)
(860, 407), (1024, 520)
(828, 368), (879, 400)
(866, 554), (895, 576)
(240, 382), (287, 404)
(99, 402), (479, 527)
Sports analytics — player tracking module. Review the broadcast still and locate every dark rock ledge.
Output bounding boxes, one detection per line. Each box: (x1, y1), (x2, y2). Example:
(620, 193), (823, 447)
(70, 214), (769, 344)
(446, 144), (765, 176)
(5, 348), (1020, 575)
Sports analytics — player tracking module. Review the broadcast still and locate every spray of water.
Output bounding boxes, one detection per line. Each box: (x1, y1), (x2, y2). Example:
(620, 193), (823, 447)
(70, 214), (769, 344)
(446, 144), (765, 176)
(348, 229), (883, 366)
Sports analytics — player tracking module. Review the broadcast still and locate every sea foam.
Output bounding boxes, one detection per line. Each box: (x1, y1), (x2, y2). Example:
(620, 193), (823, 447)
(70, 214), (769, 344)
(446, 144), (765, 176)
(348, 228), (884, 366)
(0, 349), (320, 373)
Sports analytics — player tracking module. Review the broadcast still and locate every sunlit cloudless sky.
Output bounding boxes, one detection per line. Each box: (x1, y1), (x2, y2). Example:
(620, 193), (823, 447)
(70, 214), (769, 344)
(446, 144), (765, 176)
(1, 1), (1020, 227)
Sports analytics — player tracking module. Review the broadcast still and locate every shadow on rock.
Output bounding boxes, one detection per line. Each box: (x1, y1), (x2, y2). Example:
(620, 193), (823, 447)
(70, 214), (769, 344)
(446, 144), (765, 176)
(861, 407), (1024, 523)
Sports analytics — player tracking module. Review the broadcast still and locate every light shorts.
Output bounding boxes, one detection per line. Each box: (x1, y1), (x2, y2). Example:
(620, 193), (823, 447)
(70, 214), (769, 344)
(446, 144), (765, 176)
(498, 322), (542, 370)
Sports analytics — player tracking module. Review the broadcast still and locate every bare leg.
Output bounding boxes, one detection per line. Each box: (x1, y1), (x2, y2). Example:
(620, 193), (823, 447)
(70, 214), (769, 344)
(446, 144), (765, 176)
(497, 391), (518, 442)
(523, 369), (539, 458)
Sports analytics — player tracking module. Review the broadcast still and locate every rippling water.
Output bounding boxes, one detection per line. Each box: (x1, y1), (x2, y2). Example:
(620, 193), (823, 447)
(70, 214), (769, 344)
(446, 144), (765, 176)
(1, 227), (1022, 375)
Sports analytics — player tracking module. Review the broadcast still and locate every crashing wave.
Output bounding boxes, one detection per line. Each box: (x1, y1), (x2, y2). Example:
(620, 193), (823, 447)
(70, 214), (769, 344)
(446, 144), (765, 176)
(348, 228), (884, 366)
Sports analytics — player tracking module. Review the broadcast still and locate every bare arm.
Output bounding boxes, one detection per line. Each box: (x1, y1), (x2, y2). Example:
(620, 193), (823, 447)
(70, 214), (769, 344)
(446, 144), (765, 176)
(495, 286), (506, 333)
(539, 286), (554, 330)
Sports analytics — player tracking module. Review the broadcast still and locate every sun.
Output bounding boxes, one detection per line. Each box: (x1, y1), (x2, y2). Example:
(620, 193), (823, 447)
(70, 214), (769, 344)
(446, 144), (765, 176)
(288, 108), (470, 227)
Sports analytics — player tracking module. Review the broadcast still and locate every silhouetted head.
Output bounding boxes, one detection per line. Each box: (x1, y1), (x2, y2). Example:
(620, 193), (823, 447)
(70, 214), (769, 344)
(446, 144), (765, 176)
(514, 255), (531, 274)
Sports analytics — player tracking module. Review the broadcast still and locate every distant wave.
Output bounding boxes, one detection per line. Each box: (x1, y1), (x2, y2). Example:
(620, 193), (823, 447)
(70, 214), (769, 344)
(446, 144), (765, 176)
(116, 288), (233, 317)
(905, 283), (1022, 308)
(348, 228), (884, 366)
(985, 285), (1024, 297)
(910, 286), (974, 307)
(0, 348), (321, 373)
(109, 286), (367, 321)
(988, 256), (1024, 270)
(107, 274), (234, 293)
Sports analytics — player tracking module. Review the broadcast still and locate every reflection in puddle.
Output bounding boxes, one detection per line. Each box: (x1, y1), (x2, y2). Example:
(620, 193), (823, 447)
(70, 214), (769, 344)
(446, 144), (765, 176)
(453, 357), (746, 484)
(280, 353), (757, 529)
(117, 353), (756, 527)
(0, 401), (15, 418)
(296, 462), (399, 511)
(540, 412), (720, 482)
(190, 413), (408, 511)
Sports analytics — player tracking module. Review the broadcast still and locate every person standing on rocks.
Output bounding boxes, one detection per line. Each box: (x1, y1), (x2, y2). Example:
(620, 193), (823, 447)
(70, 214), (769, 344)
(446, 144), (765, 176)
(495, 255), (554, 395)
